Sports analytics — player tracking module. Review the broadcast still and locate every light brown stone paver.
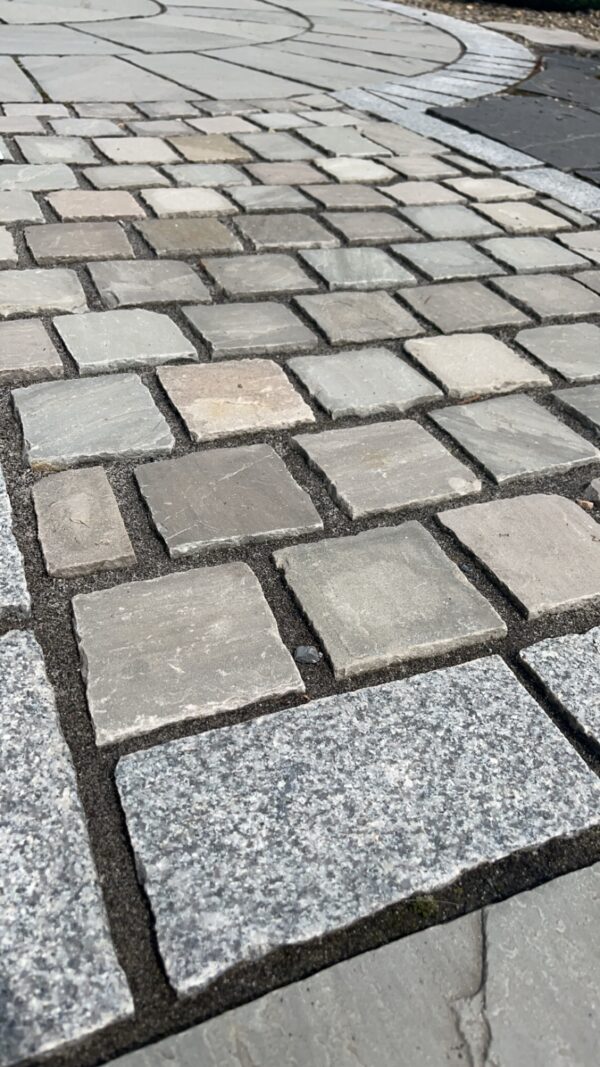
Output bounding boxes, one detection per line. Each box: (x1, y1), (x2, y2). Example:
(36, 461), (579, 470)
(46, 190), (145, 220)
(168, 134), (250, 163)
(405, 333), (550, 399)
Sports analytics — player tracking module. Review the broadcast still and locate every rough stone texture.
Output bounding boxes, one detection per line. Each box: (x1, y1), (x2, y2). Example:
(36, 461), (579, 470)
(136, 445), (323, 556)
(493, 274), (600, 320)
(136, 218), (242, 256)
(480, 236), (589, 273)
(516, 323), (600, 382)
(0, 629), (133, 1064)
(274, 524), (506, 678)
(0, 319), (63, 384)
(235, 213), (339, 251)
(229, 184), (313, 212)
(184, 302), (316, 358)
(554, 384), (600, 432)
(296, 291), (422, 344)
(158, 360), (314, 442)
(405, 333), (550, 399)
(115, 654), (600, 994)
(168, 134), (250, 163)
(521, 627), (600, 745)
(395, 239), (503, 281)
(204, 253), (317, 296)
(246, 161), (327, 185)
(85, 164), (170, 190)
(396, 204), (500, 240)
(323, 210), (418, 245)
(25, 221), (133, 265)
(559, 230), (600, 265)
(53, 308), (196, 374)
(74, 564), (304, 745)
(46, 189), (145, 221)
(400, 280), (529, 334)
(33, 467), (135, 578)
(140, 187), (237, 218)
(299, 247), (415, 290)
(14, 374), (174, 471)
(164, 163), (251, 188)
(432, 394), (598, 484)
(0, 465), (29, 620)
(88, 259), (210, 308)
(476, 200), (570, 234)
(288, 347), (440, 419)
(295, 421), (481, 518)
(0, 268), (86, 317)
(439, 494), (600, 618)
(576, 270), (600, 296)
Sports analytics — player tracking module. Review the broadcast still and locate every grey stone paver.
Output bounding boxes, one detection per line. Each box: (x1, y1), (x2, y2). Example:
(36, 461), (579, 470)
(0, 190), (43, 222)
(114, 653), (600, 993)
(0, 268), (86, 317)
(228, 184), (313, 212)
(13, 374), (174, 470)
(33, 466), (135, 578)
(480, 235), (589, 273)
(184, 301), (316, 358)
(304, 183), (393, 209)
(73, 563), (304, 745)
(296, 291), (422, 344)
(298, 126), (390, 157)
(576, 270), (600, 295)
(136, 445), (323, 556)
(406, 333), (550, 399)
(493, 273), (600, 320)
(0, 630), (133, 1064)
(235, 213), (339, 251)
(53, 308), (196, 374)
(432, 394), (598, 483)
(386, 180), (464, 206)
(158, 360), (314, 442)
(396, 204), (501, 239)
(288, 347), (440, 418)
(559, 229), (600, 264)
(295, 420), (480, 517)
(323, 211), (418, 245)
(88, 259), (210, 308)
(140, 187), (237, 218)
(476, 200), (570, 233)
(299, 246), (415, 290)
(136, 218), (242, 256)
(446, 176), (534, 200)
(204, 253), (317, 296)
(274, 524), (505, 678)
(395, 239), (504, 280)
(93, 136), (178, 165)
(400, 280), (529, 333)
(0, 227), (17, 266)
(554, 384), (600, 432)
(16, 135), (96, 165)
(440, 494), (600, 618)
(245, 161), (327, 185)
(84, 164), (170, 189)
(46, 190), (145, 220)
(164, 163), (250, 187)
(168, 134), (250, 163)
(0, 319), (63, 384)
(516, 323), (600, 382)
(234, 131), (316, 161)
(0, 163), (77, 191)
(389, 154), (461, 179)
(26, 221), (133, 265)
(316, 157), (395, 183)
(521, 627), (600, 745)
(0, 465), (29, 620)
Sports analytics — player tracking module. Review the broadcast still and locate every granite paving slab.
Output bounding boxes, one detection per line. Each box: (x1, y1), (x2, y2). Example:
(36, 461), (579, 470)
(296, 291), (422, 344)
(93, 137), (178, 165)
(516, 323), (600, 382)
(299, 247), (415, 290)
(25, 221), (133, 265)
(245, 161), (327, 185)
(304, 184), (393, 210)
(399, 280), (529, 334)
(203, 253), (317, 296)
(405, 333), (550, 400)
(53, 308), (196, 374)
(446, 176), (534, 201)
(315, 157), (395, 183)
(0, 268), (86, 317)
(164, 163), (251, 188)
(386, 180), (464, 206)
(395, 239), (504, 280)
(228, 184), (313, 212)
(184, 301), (316, 358)
(136, 217), (242, 256)
(0, 465), (29, 620)
(88, 259), (210, 308)
(576, 270), (600, 295)
(554, 384), (600, 433)
(493, 274), (600, 321)
(0, 319), (63, 384)
(0, 190), (43, 223)
(521, 626), (600, 745)
(73, 563), (304, 745)
(16, 135), (97, 165)
(390, 154), (461, 179)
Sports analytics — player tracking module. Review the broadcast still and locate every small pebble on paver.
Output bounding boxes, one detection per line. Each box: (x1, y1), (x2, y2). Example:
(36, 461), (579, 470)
(0, 465), (30, 620)
(476, 201), (571, 234)
(25, 221), (133, 265)
(235, 213), (339, 251)
(203, 253), (317, 296)
(480, 236), (589, 273)
(33, 467), (135, 578)
(493, 274), (600, 320)
(446, 177), (534, 201)
(93, 137), (178, 165)
(304, 183), (392, 210)
(296, 291), (422, 344)
(88, 259), (210, 308)
(316, 157), (396, 183)
(228, 184), (313, 212)
(0, 163), (78, 192)
(168, 134), (250, 163)
(46, 190), (145, 220)
(521, 627), (600, 744)
(0, 190), (43, 223)
(558, 229), (600, 264)
(0, 319), (63, 384)
(386, 181), (464, 206)
(440, 494), (600, 618)
(432, 394), (598, 483)
(288, 347), (440, 418)
(516, 323), (600, 382)
(73, 563), (303, 745)
(140, 187), (237, 217)
(53, 308), (196, 374)
(400, 280), (529, 333)
(16, 135), (97, 165)
(396, 204), (501, 239)
(274, 524), (505, 678)
(158, 359), (314, 442)
(554, 384), (600, 432)
(299, 247), (416, 290)
(136, 445), (322, 556)
(136, 218), (242, 256)
(322, 211), (418, 245)
(84, 165), (170, 189)
(396, 239), (504, 280)
(0, 268), (86, 317)
(13, 374), (174, 471)
(405, 333), (550, 399)
(184, 301), (316, 358)
(295, 420), (481, 518)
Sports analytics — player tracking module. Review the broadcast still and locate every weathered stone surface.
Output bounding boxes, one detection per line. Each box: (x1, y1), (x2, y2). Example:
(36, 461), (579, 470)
(140, 187), (237, 217)
(300, 247), (415, 290)
(387, 180), (464, 206)
(0, 465), (29, 620)
(297, 291), (421, 344)
(480, 236), (588, 273)
(0, 226), (17, 266)
(0, 163), (77, 191)
(439, 494), (600, 618)
(158, 360), (314, 442)
(397, 204), (500, 239)
(0, 319), (63, 384)
(295, 421), (480, 518)
(288, 347), (440, 418)
(493, 274), (600, 319)
(406, 333), (550, 399)
(136, 218), (242, 256)
(88, 259), (210, 308)
(390, 154), (461, 179)
(323, 210), (418, 245)
(305, 183), (393, 210)
(26, 221), (133, 265)
(559, 229), (600, 264)
(0, 630), (132, 1063)
(136, 445), (323, 556)
(85, 164), (170, 189)
(54, 308), (196, 374)
(400, 280), (529, 333)
(184, 301), (316, 358)
(316, 157), (395, 182)
(554, 383), (600, 431)
(46, 189), (145, 220)
(477, 200), (569, 233)
(204, 253), (317, 296)
(14, 374), (174, 470)
(168, 134), (250, 163)
(229, 184), (313, 211)
(521, 627), (600, 744)
(516, 323), (600, 382)
(432, 394), (598, 483)
(246, 161), (327, 185)
(33, 467), (135, 578)
(0, 268), (86, 317)
(576, 270), (600, 295)
(396, 239), (503, 280)
(74, 564), (303, 745)
(164, 163), (250, 188)
(115, 653), (600, 994)
(274, 524), (505, 678)
(235, 213), (339, 251)
(447, 176), (534, 201)
(0, 190), (43, 222)
(94, 136), (178, 164)
(17, 134), (96, 165)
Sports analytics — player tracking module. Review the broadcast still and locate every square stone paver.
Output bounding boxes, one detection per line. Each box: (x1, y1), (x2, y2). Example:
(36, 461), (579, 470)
(288, 347), (441, 419)
(85, 165), (170, 190)
(316, 158), (395, 183)
(228, 185), (313, 212)
(322, 211), (418, 245)
(446, 177), (535, 201)
(493, 274), (600, 320)
(304, 184), (393, 210)
(274, 525), (506, 678)
(395, 240), (504, 280)
(13, 374), (174, 470)
(164, 163), (250, 188)
(396, 204), (501, 240)
(53, 309), (196, 374)
(235, 213), (339, 251)
(93, 137), (178, 164)
(245, 162), (327, 184)
(389, 155), (461, 179)
(521, 627), (600, 745)
(26, 222), (133, 265)
(203, 254), (317, 296)
(17, 135), (96, 165)
(432, 394), (598, 483)
(88, 259), (210, 308)
(0, 268), (86, 317)
(439, 494), (600, 618)
(558, 229), (600, 264)
(405, 334), (550, 399)
(476, 201), (571, 234)
(554, 384), (600, 432)
(400, 281), (530, 333)
(73, 563), (303, 744)
(168, 134), (250, 163)
(295, 421), (481, 518)
(0, 319), (63, 383)
(46, 189), (145, 221)
(184, 302), (316, 358)
(136, 445), (322, 557)
(516, 323), (600, 382)
(136, 218), (242, 256)
(140, 187), (237, 217)
(0, 190), (43, 222)
(479, 236), (590, 273)
(33, 466), (135, 578)
(386, 181), (465, 206)
(299, 247), (415, 290)
(296, 291), (422, 344)
(0, 163), (77, 192)
(158, 360), (314, 442)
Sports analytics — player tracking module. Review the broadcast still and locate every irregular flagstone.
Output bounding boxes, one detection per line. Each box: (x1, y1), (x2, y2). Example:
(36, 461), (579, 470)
(74, 563), (304, 745)
(521, 626), (600, 744)
(114, 654), (600, 994)
(0, 319), (63, 384)
(0, 268), (86, 317)
(516, 323), (600, 382)
(0, 465), (29, 620)
(0, 630), (132, 1065)
(88, 259), (210, 308)
(53, 308), (196, 374)
(405, 333), (550, 399)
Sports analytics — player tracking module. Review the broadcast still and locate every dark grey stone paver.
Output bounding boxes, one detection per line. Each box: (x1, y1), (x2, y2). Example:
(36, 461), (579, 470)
(400, 280), (529, 333)
(73, 564), (303, 744)
(493, 274), (600, 320)
(88, 259), (210, 308)
(480, 236), (590, 273)
(432, 394), (598, 483)
(136, 218), (242, 256)
(0, 319), (63, 383)
(53, 309), (196, 374)
(395, 239), (504, 280)
(184, 301), (316, 358)
(322, 211), (419, 245)
(516, 323), (600, 382)
(136, 445), (322, 556)
(0, 630), (133, 1063)
(296, 291), (422, 344)
(0, 268), (86, 317)
(440, 494), (600, 618)
(554, 383), (600, 432)
(300, 247), (415, 290)
(0, 465), (29, 620)
(406, 333), (550, 399)
(26, 221), (133, 265)
(33, 466), (135, 578)
(274, 524), (506, 678)
(203, 253), (317, 296)
(235, 213), (339, 251)
(521, 627), (600, 744)
(396, 204), (501, 239)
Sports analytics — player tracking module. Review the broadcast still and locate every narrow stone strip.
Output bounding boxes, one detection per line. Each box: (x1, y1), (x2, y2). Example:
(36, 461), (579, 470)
(0, 465), (29, 620)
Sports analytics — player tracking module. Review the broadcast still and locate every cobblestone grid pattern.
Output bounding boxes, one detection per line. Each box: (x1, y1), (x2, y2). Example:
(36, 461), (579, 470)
(1, 0), (600, 1065)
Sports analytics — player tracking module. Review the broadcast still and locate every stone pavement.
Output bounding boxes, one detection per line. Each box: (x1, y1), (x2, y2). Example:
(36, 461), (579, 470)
(1, 1), (600, 1065)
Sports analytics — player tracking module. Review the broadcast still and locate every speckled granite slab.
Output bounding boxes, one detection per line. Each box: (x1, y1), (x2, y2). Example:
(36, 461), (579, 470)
(0, 630), (132, 1066)
(521, 626), (600, 745)
(116, 656), (600, 995)
(0, 464), (29, 619)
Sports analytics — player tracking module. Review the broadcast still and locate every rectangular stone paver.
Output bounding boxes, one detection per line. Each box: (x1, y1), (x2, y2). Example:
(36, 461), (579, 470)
(33, 467), (135, 578)
(235, 213), (339, 251)
(168, 134), (250, 163)
(0, 190), (43, 223)
(554, 384), (600, 432)
(94, 137), (178, 165)
(296, 291), (422, 344)
(140, 187), (237, 217)
(0, 268), (86, 317)
(405, 333), (550, 399)
(521, 627), (600, 745)
(136, 445), (322, 556)
(53, 309), (196, 374)
(479, 236), (589, 273)
(17, 135), (96, 165)
(323, 211), (418, 245)
(26, 222), (133, 265)
(158, 360), (314, 442)
(136, 218), (242, 256)
(476, 201), (570, 234)
(0, 163), (77, 192)
(228, 184), (313, 212)
(274, 524), (506, 678)
(0, 319), (63, 384)
(88, 259), (210, 308)
(114, 652), (600, 993)
(559, 229), (600, 264)
(397, 204), (500, 239)
(299, 247), (415, 290)
(73, 564), (304, 745)
(0, 465), (29, 620)
(164, 163), (250, 188)
(492, 274), (600, 320)
(85, 165), (170, 190)
(184, 302), (316, 358)
(317, 157), (395, 183)
(386, 180), (464, 206)
(400, 280), (529, 333)
(440, 494), (600, 618)
(203, 253), (317, 296)
(46, 190), (145, 221)
(516, 323), (600, 382)
(395, 239), (504, 281)
(305, 184), (393, 210)
(0, 630), (132, 1063)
